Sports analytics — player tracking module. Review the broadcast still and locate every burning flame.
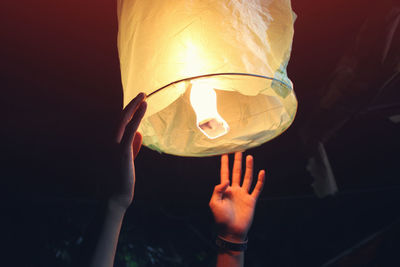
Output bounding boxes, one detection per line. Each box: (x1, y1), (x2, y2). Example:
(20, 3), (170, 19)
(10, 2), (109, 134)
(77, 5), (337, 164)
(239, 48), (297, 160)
(189, 80), (229, 139)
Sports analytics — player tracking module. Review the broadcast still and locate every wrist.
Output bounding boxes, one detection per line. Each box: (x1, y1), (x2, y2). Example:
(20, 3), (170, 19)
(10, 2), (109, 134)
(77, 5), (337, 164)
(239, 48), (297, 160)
(217, 231), (247, 243)
(106, 192), (133, 210)
(216, 235), (248, 253)
(105, 198), (129, 215)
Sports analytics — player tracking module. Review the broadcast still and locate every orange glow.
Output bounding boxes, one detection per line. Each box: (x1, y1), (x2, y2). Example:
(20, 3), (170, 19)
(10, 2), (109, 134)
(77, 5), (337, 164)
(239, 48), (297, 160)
(189, 79), (229, 139)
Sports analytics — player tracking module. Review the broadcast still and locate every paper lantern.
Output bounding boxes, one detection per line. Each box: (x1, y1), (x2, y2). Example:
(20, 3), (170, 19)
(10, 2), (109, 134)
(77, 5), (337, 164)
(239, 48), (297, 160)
(117, 0), (297, 157)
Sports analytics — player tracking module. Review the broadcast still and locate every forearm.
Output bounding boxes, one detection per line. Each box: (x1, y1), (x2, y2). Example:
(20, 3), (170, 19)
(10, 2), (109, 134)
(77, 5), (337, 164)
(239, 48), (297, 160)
(77, 200), (127, 267)
(89, 201), (126, 267)
(216, 250), (244, 267)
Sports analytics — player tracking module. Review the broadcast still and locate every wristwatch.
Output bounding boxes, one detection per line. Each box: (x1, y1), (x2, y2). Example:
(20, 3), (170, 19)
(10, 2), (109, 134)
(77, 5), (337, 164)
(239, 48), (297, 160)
(215, 235), (248, 251)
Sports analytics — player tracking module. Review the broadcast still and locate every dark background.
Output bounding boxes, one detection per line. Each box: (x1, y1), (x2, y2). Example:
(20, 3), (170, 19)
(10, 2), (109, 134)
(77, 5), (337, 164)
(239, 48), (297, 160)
(1, 0), (399, 266)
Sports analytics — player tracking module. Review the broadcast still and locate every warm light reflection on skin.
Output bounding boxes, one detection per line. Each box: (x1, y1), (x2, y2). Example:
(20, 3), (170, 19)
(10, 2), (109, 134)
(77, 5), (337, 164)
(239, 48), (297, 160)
(189, 79), (229, 139)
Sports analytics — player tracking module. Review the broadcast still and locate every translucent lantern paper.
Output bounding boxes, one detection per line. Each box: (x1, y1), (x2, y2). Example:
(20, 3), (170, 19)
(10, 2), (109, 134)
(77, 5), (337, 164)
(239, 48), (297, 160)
(117, 0), (298, 157)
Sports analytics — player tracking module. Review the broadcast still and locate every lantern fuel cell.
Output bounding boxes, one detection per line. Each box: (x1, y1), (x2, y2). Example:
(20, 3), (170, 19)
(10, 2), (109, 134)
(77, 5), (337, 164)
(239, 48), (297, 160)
(189, 81), (229, 139)
(117, 0), (297, 157)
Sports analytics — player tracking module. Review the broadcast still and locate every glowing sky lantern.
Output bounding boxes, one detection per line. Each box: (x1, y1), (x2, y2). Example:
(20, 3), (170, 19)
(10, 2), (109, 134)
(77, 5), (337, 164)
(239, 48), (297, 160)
(117, 0), (297, 157)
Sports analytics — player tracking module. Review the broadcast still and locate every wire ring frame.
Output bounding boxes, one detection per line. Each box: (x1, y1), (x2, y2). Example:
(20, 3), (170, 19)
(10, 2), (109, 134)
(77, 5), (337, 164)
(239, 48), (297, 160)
(147, 72), (292, 98)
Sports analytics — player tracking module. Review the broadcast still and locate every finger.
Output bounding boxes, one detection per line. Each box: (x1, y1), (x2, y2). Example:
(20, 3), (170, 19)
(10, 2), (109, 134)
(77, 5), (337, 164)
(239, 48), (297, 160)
(211, 181), (229, 202)
(242, 155), (254, 192)
(116, 92), (146, 143)
(251, 170), (265, 199)
(220, 154), (229, 185)
(121, 101), (147, 148)
(231, 152), (242, 186)
(132, 132), (143, 159)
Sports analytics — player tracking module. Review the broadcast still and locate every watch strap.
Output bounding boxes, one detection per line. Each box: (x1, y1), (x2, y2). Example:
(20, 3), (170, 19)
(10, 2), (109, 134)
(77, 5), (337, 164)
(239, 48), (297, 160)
(215, 235), (248, 251)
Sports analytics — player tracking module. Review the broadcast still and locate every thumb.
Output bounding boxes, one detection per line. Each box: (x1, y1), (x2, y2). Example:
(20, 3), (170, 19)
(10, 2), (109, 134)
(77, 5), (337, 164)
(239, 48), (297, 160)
(132, 132), (143, 159)
(212, 181), (229, 201)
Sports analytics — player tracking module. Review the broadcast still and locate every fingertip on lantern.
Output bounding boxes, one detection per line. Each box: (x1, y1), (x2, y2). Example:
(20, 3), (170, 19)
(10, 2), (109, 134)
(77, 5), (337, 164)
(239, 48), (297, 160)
(138, 92), (147, 100)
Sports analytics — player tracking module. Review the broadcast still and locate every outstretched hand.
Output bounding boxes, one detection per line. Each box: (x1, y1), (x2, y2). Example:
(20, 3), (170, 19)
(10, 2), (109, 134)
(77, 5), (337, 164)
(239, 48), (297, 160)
(79, 93), (147, 267)
(110, 92), (147, 210)
(209, 152), (265, 242)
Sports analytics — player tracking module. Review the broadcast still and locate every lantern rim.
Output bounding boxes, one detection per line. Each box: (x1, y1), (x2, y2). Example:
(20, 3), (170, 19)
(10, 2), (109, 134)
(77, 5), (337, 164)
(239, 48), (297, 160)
(147, 73), (292, 98)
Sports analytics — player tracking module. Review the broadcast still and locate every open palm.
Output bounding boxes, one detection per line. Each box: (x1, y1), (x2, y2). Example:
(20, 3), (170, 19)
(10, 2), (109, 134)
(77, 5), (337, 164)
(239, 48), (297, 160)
(209, 152), (265, 242)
